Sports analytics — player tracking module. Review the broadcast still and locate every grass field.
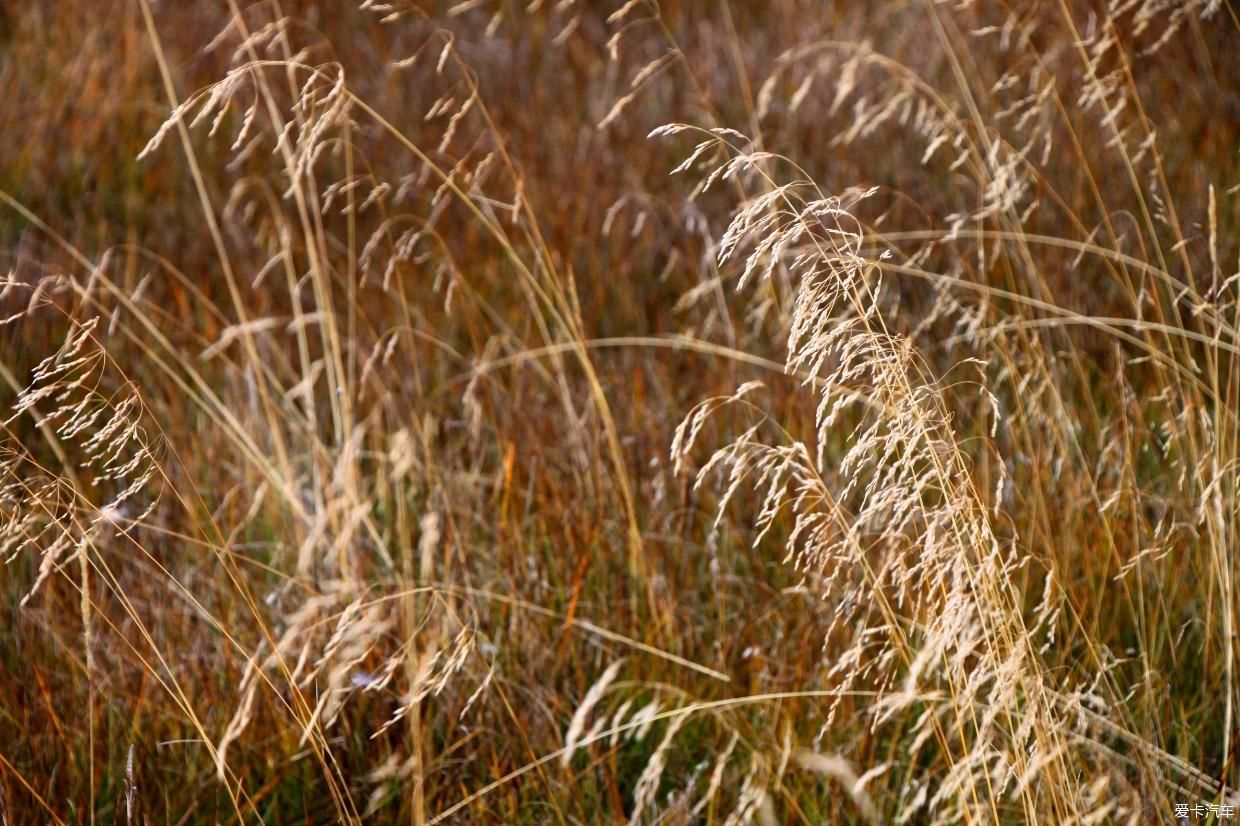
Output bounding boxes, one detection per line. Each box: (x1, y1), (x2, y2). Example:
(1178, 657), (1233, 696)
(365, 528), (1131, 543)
(1, 0), (1239, 822)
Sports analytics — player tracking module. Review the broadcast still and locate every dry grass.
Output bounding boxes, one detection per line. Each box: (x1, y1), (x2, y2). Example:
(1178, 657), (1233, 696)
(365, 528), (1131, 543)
(1, 0), (1238, 822)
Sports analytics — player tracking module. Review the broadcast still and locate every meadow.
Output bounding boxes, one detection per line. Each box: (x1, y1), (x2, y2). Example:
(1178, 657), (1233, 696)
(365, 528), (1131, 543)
(1, 0), (1238, 822)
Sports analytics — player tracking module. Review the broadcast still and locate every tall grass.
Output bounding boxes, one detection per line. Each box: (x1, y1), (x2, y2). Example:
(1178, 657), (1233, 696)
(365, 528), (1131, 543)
(0, 0), (1237, 822)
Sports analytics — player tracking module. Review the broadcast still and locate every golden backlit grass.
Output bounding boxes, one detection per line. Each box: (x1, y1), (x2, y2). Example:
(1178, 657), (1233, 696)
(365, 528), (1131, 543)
(1, 1), (1238, 822)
